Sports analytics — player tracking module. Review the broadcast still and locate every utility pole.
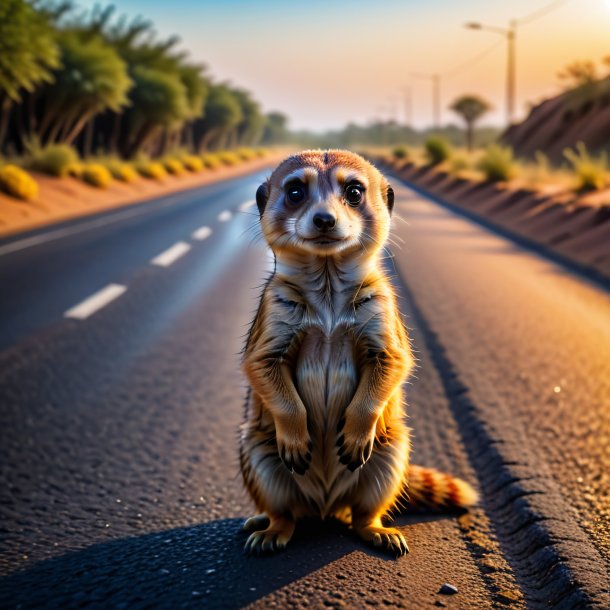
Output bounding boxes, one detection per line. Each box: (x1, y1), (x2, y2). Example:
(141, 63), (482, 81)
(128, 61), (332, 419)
(465, 21), (516, 125)
(507, 21), (516, 125)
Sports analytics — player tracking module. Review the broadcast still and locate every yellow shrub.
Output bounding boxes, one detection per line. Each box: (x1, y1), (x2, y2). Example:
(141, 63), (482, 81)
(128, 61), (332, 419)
(106, 160), (138, 183)
(201, 154), (222, 170)
(81, 163), (113, 188)
(163, 158), (185, 176)
(66, 162), (84, 178)
(180, 154), (204, 172)
(255, 148), (269, 158)
(137, 161), (167, 181)
(0, 164), (38, 201)
(236, 147), (257, 161)
(216, 151), (240, 166)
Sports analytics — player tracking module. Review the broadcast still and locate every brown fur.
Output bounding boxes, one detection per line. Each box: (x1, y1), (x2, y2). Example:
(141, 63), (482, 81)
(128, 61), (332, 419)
(240, 150), (477, 556)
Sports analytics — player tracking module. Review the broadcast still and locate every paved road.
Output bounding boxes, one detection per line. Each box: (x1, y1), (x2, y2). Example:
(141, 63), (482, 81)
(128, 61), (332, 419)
(0, 169), (609, 609)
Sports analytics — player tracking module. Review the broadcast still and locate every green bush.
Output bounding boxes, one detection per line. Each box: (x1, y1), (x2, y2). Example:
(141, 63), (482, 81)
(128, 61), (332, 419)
(81, 163), (112, 188)
(136, 161), (167, 181)
(477, 145), (516, 182)
(201, 153), (223, 170)
(29, 144), (79, 177)
(0, 165), (39, 200)
(424, 136), (451, 165)
(563, 142), (608, 191)
(392, 146), (409, 160)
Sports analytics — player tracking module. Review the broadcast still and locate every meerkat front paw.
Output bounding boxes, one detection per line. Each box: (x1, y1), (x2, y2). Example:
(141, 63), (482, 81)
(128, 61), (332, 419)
(336, 415), (376, 471)
(277, 434), (313, 475)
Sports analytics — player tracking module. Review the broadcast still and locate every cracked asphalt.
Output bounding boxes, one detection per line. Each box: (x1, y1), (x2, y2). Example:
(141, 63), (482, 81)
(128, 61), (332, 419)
(0, 168), (608, 609)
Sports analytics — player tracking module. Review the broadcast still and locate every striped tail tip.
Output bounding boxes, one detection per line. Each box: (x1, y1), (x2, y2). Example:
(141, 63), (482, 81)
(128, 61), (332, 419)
(405, 464), (479, 511)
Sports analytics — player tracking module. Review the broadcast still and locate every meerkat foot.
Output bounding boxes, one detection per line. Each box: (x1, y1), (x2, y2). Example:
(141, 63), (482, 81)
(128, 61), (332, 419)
(244, 516), (296, 555)
(242, 514), (270, 532)
(354, 522), (409, 557)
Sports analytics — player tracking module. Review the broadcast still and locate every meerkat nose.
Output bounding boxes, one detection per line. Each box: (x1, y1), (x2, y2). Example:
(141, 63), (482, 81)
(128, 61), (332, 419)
(313, 212), (336, 232)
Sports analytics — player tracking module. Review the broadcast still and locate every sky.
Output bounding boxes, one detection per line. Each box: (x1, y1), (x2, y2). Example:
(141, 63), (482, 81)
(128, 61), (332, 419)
(79, 0), (610, 131)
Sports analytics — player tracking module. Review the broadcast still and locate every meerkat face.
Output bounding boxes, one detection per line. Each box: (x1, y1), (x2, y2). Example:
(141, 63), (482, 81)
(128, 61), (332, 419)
(256, 150), (394, 259)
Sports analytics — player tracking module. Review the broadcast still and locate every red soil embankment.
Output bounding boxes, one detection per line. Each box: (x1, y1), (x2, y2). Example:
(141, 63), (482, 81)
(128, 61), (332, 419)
(380, 158), (610, 281)
(0, 154), (285, 239)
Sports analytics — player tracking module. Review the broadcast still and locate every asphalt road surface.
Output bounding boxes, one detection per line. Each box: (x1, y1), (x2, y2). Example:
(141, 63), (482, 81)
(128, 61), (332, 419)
(1, 168), (609, 609)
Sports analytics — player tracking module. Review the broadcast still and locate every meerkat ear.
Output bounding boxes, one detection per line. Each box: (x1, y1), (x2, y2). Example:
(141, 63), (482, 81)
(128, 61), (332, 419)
(256, 182), (269, 217)
(386, 185), (395, 214)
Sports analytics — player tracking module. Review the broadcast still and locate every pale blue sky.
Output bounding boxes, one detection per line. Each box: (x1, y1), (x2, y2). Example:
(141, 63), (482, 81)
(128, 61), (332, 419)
(80, 0), (610, 130)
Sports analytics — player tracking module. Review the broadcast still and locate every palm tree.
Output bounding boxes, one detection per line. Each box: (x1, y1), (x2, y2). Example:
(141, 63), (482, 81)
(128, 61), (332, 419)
(449, 95), (491, 152)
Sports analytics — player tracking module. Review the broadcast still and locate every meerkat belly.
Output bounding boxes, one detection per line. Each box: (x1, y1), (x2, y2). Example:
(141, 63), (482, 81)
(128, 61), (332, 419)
(294, 327), (359, 515)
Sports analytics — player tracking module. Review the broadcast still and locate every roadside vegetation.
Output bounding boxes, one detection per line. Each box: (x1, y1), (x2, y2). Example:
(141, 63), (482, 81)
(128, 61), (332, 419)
(384, 138), (609, 196)
(0, 0), (284, 202)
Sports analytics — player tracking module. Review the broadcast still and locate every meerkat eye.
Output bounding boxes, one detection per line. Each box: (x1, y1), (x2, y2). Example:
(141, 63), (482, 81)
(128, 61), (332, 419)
(285, 181), (307, 205)
(345, 183), (364, 206)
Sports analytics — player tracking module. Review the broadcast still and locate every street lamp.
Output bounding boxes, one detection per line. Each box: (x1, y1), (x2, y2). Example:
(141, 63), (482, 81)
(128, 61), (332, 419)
(465, 21), (516, 125)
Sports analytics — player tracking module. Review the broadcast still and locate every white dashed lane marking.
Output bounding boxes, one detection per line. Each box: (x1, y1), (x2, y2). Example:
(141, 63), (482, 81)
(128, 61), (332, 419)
(217, 210), (232, 222)
(239, 200), (256, 212)
(151, 241), (191, 267)
(64, 284), (127, 320)
(192, 226), (212, 241)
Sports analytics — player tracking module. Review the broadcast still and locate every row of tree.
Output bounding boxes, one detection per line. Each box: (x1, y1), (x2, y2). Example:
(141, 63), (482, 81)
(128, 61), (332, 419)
(0, 0), (290, 158)
(286, 95), (497, 152)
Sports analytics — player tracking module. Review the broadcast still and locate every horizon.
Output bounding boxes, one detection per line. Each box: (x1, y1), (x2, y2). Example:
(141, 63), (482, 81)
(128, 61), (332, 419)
(77, 0), (610, 132)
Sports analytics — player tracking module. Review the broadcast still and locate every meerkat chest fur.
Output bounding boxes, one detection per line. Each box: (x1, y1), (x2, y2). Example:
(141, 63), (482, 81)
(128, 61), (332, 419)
(273, 254), (385, 503)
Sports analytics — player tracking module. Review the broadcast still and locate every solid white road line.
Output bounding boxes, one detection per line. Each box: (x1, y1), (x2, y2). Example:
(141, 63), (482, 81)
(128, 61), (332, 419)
(65, 284), (127, 320)
(151, 241), (191, 267)
(217, 210), (232, 222)
(239, 200), (256, 212)
(0, 194), (189, 257)
(192, 226), (212, 241)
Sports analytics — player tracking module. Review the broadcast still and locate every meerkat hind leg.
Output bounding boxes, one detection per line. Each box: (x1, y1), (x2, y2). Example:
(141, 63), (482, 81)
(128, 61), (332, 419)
(353, 514), (409, 557)
(244, 515), (296, 554)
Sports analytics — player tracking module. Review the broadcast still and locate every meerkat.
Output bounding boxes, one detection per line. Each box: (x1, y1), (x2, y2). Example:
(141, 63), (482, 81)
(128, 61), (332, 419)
(239, 150), (477, 556)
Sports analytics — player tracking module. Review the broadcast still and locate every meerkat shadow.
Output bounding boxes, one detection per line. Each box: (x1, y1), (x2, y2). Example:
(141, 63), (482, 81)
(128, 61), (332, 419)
(0, 512), (469, 609)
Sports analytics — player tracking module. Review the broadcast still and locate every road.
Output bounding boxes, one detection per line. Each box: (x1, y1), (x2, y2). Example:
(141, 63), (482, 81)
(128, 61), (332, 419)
(0, 168), (609, 609)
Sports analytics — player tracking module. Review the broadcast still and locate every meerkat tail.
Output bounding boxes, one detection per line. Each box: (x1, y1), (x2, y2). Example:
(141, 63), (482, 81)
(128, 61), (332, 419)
(404, 465), (479, 510)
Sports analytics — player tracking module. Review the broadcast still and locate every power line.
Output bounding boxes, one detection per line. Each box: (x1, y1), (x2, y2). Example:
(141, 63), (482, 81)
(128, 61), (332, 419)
(443, 38), (504, 79)
(515, 0), (571, 26)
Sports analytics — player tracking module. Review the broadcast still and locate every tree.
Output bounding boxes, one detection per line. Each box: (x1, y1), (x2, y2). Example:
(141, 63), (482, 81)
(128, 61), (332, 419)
(558, 60), (598, 89)
(121, 65), (188, 157)
(193, 84), (242, 151)
(0, 0), (60, 149)
(262, 111), (289, 145)
(38, 31), (131, 145)
(449, 95), (491, 152)
(230, 88), (264, 147)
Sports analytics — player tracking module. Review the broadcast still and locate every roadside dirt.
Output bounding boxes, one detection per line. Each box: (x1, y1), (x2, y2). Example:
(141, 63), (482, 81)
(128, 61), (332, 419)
(0, 154), (285, 238)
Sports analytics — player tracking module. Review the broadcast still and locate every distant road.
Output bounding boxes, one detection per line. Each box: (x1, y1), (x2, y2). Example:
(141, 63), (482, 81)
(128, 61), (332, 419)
(0, 170), (608, 608)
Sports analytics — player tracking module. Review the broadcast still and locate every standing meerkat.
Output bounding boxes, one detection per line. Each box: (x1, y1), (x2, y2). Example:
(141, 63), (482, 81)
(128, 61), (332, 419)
(240, 150), (477, 556)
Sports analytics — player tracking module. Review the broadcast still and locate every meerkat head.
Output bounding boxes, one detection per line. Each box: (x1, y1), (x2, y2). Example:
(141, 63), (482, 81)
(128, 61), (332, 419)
(255, 150), (394, 260)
